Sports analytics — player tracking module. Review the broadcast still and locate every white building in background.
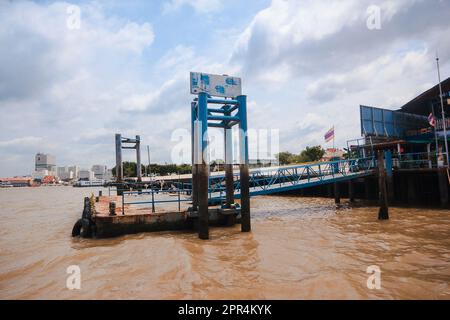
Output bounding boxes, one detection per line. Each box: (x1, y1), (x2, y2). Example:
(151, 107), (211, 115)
(57, 166), (66, 177)
(68, 165), (79, 179)
(91, 165), (107, 180)
(105, 169), (113, 181)
(57, 166), (74, 181)
(35, 153), (56, 175)
(78, 169), (94, 181)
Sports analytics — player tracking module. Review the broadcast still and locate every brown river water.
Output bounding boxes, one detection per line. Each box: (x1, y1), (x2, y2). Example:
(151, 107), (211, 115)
(0, 187), (449, 300)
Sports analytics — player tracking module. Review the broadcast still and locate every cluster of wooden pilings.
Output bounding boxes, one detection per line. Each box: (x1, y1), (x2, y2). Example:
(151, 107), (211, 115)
(293, 152), (450, 211)
(191, 93), (251, 240)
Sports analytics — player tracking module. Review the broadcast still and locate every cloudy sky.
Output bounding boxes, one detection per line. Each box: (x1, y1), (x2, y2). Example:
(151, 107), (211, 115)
(0, 0), (449, 177)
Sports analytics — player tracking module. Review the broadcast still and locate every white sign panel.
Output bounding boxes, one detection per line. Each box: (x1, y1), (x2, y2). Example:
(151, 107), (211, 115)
(190, 72), (242, 98)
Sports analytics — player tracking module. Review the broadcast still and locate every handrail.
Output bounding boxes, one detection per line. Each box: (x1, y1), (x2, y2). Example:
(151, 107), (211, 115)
(121, 188), (191, 214)
(206, 157), (375, 197)
(118, 157), (376, 214)
(396, 152), (448, 169)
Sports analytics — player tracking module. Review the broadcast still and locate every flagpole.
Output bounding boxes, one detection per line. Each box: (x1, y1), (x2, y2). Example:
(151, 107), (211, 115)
(437, 54), (449, 167)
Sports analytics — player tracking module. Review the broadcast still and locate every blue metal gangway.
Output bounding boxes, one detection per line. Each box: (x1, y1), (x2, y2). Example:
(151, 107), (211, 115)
(205, 157), (375, 203)
(120, 157), (376, 211)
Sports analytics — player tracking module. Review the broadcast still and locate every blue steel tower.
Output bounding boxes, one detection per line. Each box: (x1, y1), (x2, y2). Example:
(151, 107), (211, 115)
(190, 83), (250, 240)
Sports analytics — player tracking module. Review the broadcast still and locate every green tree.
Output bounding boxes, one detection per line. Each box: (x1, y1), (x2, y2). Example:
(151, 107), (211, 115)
(277, 152), (295, 165)
(298, 146), (325, 163)
(276, 146), (326, 165)
(113, 163), (192, 177)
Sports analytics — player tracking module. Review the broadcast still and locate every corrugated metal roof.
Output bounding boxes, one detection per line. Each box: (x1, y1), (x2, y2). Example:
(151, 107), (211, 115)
(400, 77), (450, 116)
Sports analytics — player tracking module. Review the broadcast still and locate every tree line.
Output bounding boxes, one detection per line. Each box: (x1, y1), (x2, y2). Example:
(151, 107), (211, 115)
(112, 162), (192, 177)
(112, 145), (327, 177)
(276, 146), (326, 165)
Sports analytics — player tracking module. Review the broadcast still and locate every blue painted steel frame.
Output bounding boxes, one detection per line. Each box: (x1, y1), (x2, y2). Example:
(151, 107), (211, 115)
(191, 92), (248, 131)
(192, 93), (247, 155)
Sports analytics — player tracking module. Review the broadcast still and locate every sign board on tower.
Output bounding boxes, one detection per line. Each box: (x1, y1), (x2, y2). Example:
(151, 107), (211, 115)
(190, 72), (242, 98)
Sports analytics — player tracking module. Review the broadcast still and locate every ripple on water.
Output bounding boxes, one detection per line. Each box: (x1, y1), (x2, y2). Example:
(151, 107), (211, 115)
(0, 189), (449, 299)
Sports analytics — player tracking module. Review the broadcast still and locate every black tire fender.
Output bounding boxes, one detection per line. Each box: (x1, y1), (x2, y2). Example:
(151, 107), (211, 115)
(72, 218), (83, 237)
(80, 218), (92, 238)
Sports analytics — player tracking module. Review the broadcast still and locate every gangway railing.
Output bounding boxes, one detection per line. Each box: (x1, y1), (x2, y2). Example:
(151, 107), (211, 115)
(117, 158), (375, 214)
(208, 157), (375, 196)
(396, 152), (448, 169)
(121, 188), (191, 214)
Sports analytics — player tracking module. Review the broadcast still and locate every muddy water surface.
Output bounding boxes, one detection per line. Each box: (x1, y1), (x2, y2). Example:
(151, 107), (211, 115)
(0, 187), (449, 299)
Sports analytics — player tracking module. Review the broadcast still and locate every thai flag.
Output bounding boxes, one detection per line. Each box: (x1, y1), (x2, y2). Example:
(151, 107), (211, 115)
(428, 113), (436, 127)
(324, 126), (334, 142)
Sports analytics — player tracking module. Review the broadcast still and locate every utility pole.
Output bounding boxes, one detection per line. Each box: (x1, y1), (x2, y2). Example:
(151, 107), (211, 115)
(437, 54), (449, 167)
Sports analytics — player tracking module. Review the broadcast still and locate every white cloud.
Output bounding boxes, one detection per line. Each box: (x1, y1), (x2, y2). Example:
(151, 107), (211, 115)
(0, 1), (154, 101)
(0, 1), (157, 175)
(228, 0), (450, 153)
(305, 49), (430, 103)
(1, 0), (450, 176)
(0, 136), (44, 148)
(158, 45), (195, 69)
(119, 76), (182, 112)
(231, 0), (449, 85)
(163, 0), (223, 14)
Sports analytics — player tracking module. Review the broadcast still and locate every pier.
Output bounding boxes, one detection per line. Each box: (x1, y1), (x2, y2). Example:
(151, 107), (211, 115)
(71, 73), (449, 240)
(72, 157), (377, 238)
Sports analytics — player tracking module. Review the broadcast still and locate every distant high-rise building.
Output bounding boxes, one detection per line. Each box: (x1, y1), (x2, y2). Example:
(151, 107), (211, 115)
(104, 169), (113, 181)
(35, 153), (56, 174)
(57, 166), (67, 177)
(91, 165), (107, 180)
(78, 169), (94, 181)
(57, 166), (74, 181)
(68, 165), (79, 179)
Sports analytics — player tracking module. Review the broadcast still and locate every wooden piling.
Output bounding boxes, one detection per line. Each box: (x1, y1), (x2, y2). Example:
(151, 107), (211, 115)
(109, 202), (116, 216)
(377, 151), (389, 220)
(348, 180), (355, 203)
(240, 164), (251, 232)
(364, 178), (371, 200)
(198, 164), (209, 240)
(327, 184), (333, 198)
(407, 175), (416, 205)
(237, 95), (251, 233)
(387, 175), (395, 203)
(438, 168), (449, 207)
(197, 92), (209, 240)
(334, 182), (340, 204)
